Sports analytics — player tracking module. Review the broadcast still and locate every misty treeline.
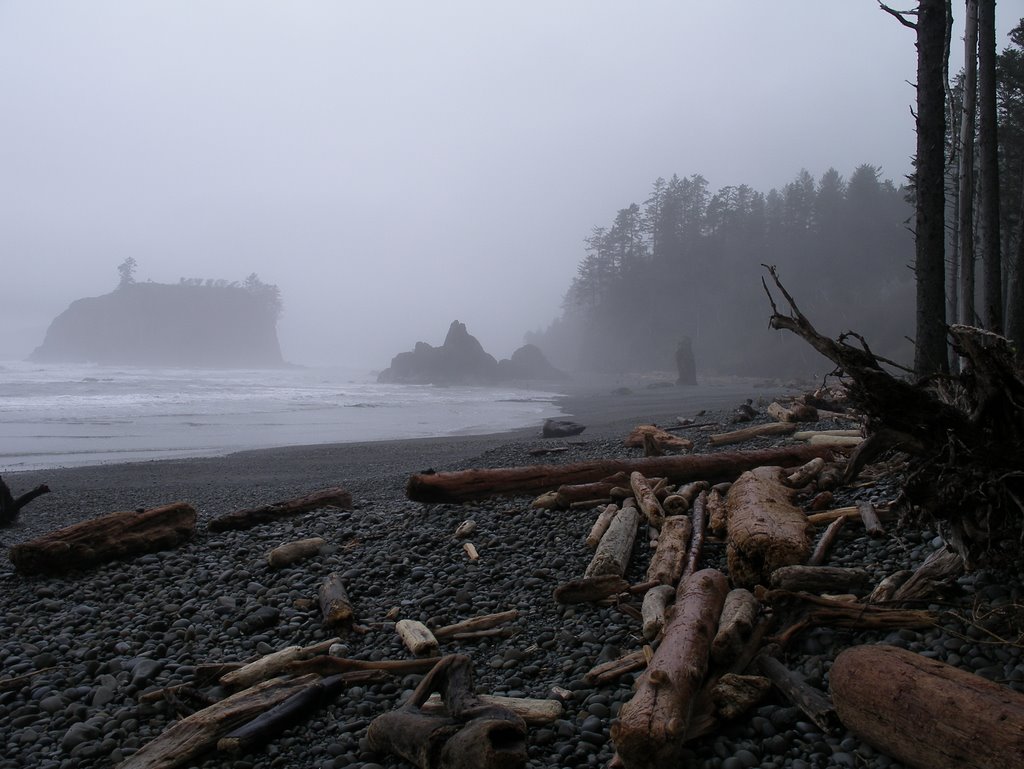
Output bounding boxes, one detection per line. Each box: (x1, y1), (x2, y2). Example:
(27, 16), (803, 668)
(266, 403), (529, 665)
(528, 166), (914, 378)
(531, 12), (1024, 380)
(115, 258), (283, 320)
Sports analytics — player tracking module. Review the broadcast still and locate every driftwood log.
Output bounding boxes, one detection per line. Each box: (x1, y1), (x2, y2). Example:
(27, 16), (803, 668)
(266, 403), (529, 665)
(554, 575), (629, 604)
(433, 611), (519, 640)
(645, 516), (691, 586)
(405, 445), (832, 504)
(725, 467), (811, 588)
(9, 502), (196, 576)
(769, 565), (873, 595)
(708, 422), (797, 446)
(624, 425), (694, 452)
(641, 584), (676, 641)
(220, 639), (339, 690)
(830, 644), (1024, 769)
(318, 573), (355, 626)
(586, 504), (619, 548)
(207, 487), (352, 532)
(753, 652), (838, 733)
(710, 588), (759, 666)
(366, 654), (527, 769)
(397, 620), (440, 657)
(584, 500), (640, 579)
(267, 537), (325, 569)
(0, 475), (50, 525)
(610, 568), (729, 768)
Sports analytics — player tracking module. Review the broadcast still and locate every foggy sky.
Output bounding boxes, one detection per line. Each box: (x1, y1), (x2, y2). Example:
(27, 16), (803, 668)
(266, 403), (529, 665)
(0, 2), (997, 369)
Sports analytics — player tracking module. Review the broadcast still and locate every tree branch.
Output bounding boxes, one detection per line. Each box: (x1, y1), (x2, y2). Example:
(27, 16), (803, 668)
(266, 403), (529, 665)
(879, 2), (919, 29)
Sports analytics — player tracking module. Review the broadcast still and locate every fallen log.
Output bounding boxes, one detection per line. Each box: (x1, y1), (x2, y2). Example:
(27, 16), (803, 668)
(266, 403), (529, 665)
(434, 610), (519, 640)
(630, 472), (665, 528)
(708, 422), (797, 446)
(830, 644), (1024, 769)
(641, 584), (676, 641)
(396, 620), (440, 657)
(557, 473), (629, 508)
(808, 434), (862, 448)
(554, 575), (629, 605)
(584, 500), (640, 579)
(767, 401), (818, 423)
(681, 490), (708, 581)
(785, 457), (826, 488)
(319, 573), (355, 626)
(422, 692), (563, 725)
(116, 675), (318, 769)
(807, 515), (847, 566)
(856, 501), (885, 537)
(586, 504), (619, 548)
(710, 673), (772, 720)
(583, 649), (647, 686)
(405, 445), (832, 504)
(267, 537), (325, 569)
(806, 503), (893, 526)
(707, 488), (728, 536)
(769, 565), (872, 595)
(220, 639), (339, 690)
(366, 654), (527, 769)
(725, 467), (811, 588)
(207, 487), (352, 532)
(792, 429), (862, 441)
(753, 652), (838, 733)
(645, 516), (691, 586)
(9, 502), (196, 576)
(0, 475), (50, 526)
(610, 569), (729, 769)
(710, 588), (759, 666)
(624, 425), (693, 452)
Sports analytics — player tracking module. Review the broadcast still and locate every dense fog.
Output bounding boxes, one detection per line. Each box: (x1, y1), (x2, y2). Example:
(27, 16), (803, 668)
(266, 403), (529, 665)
(0, 3), (979, 372)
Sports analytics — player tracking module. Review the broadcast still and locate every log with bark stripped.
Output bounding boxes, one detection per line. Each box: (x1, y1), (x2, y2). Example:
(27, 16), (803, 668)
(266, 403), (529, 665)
(267, 537), (325, 569)
(624, 424), (693, 452)
(207, 487), (352, 532)
(584, 500), (640, 579)
(434, 610), (519, 640)
(645, 516), (691, 586)
(396, 620), (440, 657)
(220, 639), (340, 690)
(709, 422), (797, 446)
(404, 446), (832, 503)
(318, 573), (355, 626)
(586, 504), (619, 548)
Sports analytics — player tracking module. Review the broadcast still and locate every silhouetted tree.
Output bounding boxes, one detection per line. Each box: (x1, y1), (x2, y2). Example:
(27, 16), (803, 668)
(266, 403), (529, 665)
(117, 257), (137, 289)
(977, 0), (1003, 332)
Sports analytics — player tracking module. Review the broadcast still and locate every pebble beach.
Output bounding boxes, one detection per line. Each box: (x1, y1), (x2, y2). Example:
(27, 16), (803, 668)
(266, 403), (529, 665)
(1, 380), (1021, 769)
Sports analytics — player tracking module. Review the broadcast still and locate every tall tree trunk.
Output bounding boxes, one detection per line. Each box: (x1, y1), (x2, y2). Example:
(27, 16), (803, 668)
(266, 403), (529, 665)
(977, 0), (1002, 332)
(959, 0), (979, 329)
(1007, 160), (1024, 351)
(915, 0), (951, 374)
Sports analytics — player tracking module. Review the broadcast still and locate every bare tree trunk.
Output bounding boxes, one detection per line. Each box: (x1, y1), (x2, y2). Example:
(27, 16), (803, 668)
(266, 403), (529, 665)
(977, 0), (1002, 333)
(959, 0), (979, 329)
(916, 0), (951, 374)
(1007, 160), (1024, 351)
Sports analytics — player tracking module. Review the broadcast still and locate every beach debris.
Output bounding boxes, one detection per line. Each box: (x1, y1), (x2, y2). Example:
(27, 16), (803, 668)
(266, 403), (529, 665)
(752, 650), (838, 734)
(584, 498), (640, 579)
(432, 610), (520, 641)
(553, 574), (630, 604)
(768, 565), (873, 595)
(725, 466), (812, 588)
(542, 418), (586, 438)
(404, 444), (833, 504)
(267, 537), (326, 569)
(629, 472), (665, 528)
(9, 502), (196, 576)
(220, 639), (340, 690)
(586, 503), (620, 548)
(640, 584), (676, 640)
(624, 424), (694, 453)
(207, 486), (352, 532)
(396, 619), (440, 657)
(367, 654), (528, 769)
(808, 514), (848, 566)
(682, 490), (709, 582)
(0, 475), (50, 526)
(710, 588), (760, 666)
(318, 573), (355, 626)
(645, 515), (692, 587)
(830, 644), (1024, 769)
(462, 541), (480, 560)
(420, 691), (562, 725)
(766, 400), (819, 423)
(731, 399), (758, 422)
(708, 421), (798, 446)
(889, 546), (965, 602)
(611, 569), (729, 769)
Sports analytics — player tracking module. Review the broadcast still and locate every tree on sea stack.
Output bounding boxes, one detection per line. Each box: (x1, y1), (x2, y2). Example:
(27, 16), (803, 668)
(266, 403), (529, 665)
(117, 257), (137, 289)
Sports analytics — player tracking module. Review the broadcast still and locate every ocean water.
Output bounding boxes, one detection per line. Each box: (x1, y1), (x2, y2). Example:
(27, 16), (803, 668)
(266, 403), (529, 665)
(0, 362), (566, 471)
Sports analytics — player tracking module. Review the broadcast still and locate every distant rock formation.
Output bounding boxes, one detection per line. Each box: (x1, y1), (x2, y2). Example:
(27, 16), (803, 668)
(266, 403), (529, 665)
(30, 282), (285, 368)
(377, 321), (567, 385)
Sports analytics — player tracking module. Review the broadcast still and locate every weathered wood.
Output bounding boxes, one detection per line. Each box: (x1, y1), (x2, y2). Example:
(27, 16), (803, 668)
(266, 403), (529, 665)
(207, 487), (352, 532)
(611, 569), (730, 769)
(422, 692), (563, 725)
(0, 475), (50, 526)
(868, 570), (914, 603)
(557, 473), (629, 508)
(554, 575), (629, 604)
(624, 424), (693, 452)
(405, 445), (832, 503)
(218, 672), (380, 754)
(9, 502), (196, 576)
(434, 610), (519, 640)
(267, 537), (325, 569)
(116, 675), (318, 769)
(366, 654), (527, 769)
(785, 457), (826, 488)
(220, 639), (340, 690)
(808, 434), (863, 448)
(792, 429), (863, 441)
(856, 501), (885, 537)
(396, 620), (440, 657)
(769, 565), (872, 595)
(645, 516), (691, 586)
(586, 504), (619, 548)
(0, 666), (57, 693)
(584, 500), (640, 579)
(462, 542), (480, 561)
(726, 467), (811, 588)
(318, 573), (355, 626)
(453, 519), (477, 538)
(682, 491), (708, 581)
(806, 504), (893, 525)
(753, 652), (837, 733)
(707, 488), (728, 536)
(710, 588), (759, 666)
(630, 472), (665, 528)
(641, 584), (676, 640)
(891, 547), (964, 602)
(286, 656), (440, 677)
(708, 422), (798, 446)
(583, 649), (647, 686)
(830, 645), (1024, 769)
(808, 515), (847, 566)
(711, 673), (772, 720)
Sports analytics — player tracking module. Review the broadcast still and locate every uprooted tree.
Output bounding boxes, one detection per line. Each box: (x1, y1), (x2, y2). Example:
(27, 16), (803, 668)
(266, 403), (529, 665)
(763, 264), (1024, 567)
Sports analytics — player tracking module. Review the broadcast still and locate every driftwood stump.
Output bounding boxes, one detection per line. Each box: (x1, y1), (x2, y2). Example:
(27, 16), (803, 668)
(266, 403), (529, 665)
(0, 475), (50, 525)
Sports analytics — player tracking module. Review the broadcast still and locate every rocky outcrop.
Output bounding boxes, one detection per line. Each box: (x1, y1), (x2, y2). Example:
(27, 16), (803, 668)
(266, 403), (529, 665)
(29, 283), (285, 368)
(378, 321), (566, 385)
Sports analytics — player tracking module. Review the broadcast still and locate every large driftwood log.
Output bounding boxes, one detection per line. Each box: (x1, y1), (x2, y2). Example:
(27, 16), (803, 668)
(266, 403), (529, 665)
(629, 472), (665, 527)
(556, 473), (629, 508)
(116, 675), (318, 769)
(584, 500), (640, 579)
(0, 475), (50, 526)
(207, 487), (352, 532)
(830, 644), (1024, 769)
(725, 467), (811, 588)
(645, 516), (691, 586)
(422, 692), (563, 725)
(769, 565), (872, 595)
(9, 502), (196, 576)
(405, 446), (832, 503)
(366, 654), (527, 769)
(610, 569), (729, 769)
(682, 490), (708, 581)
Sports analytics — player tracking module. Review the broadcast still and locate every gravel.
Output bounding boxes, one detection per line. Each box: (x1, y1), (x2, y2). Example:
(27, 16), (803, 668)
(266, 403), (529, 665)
(0, 389), (1021, 769)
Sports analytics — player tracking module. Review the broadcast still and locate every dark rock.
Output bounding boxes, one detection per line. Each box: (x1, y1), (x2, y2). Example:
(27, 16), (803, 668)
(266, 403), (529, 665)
(377, 321), (499, 385)
(675, 336), (697, 385)
(496, 344), (568, 382)
(542, 419), (586, 438)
